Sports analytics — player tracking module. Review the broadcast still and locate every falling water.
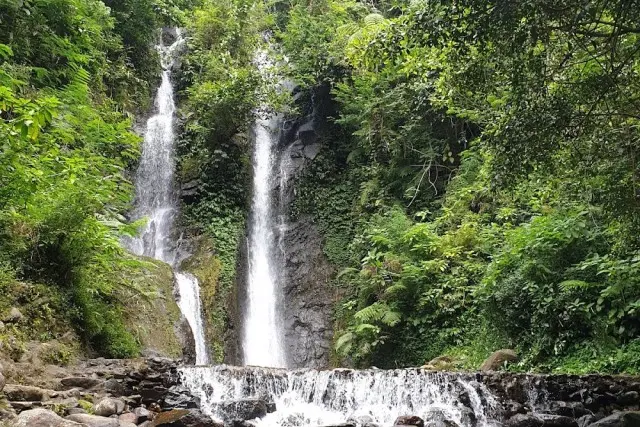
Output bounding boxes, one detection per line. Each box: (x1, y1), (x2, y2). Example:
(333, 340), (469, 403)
(125, 29), (209, 365)
(179, 365), (502, 427)
(243, 52), (287, 368)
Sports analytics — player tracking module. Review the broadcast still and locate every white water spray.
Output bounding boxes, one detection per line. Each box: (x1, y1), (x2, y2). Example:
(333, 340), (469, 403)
(126, 29), (209, 365)
(243, 52), (286, 368)
(179, 365), (501, 427)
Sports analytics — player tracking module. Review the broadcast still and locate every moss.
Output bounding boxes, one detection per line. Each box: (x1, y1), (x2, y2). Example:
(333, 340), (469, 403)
(181, 237), (228, 363)
(118, 258), (183, 358)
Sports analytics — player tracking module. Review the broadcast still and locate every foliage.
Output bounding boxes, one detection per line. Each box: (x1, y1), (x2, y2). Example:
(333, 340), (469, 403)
(0, 0), (179, 357)
(278, 0), (640, 372)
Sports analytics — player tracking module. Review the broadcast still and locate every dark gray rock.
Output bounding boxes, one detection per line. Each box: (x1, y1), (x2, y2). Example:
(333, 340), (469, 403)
(506, 414), (544, 427)
(160, 408), (222, 427)
(577, 415), (597, 427)
(537, 414), (579, 427)
(164, 385), (199, 409)
(60, 376), (103, 390)
(616, 391), (639, 406)
(216, 398), (267, 424)
(103, 378), (126, 396)
(587, 411), (640, 427)
(281, 217), (334, 368)
(394, 415), (425, 427)
(544, 401), (591, 418)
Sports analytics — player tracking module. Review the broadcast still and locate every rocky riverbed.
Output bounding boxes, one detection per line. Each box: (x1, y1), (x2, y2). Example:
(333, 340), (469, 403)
(1, 358), (639, 427)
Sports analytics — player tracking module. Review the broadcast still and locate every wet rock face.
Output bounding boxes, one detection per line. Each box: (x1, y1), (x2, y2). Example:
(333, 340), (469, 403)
(281, 216), (334, 368)
(275, 86), (335, 369)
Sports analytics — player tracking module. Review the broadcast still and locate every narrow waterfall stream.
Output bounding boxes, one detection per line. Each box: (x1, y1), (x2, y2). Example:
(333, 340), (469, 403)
(126, 29), (208, 365)
(242, 52), (287, 368)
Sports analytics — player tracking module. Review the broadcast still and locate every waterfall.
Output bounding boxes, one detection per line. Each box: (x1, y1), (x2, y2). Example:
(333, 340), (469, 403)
(125, 28), (209, 365)
(242, 51), (287, 368)
(178, 366), (502, 427)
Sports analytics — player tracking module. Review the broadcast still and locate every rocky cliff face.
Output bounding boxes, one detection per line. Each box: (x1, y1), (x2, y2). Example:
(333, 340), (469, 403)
(275, 87), (335, 369)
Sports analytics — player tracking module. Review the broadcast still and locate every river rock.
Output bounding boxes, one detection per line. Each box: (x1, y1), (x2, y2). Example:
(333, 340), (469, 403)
(538, 414), (579, 427)
(150, 408), (190, 425)
(164, 385), (199, 409)
(15, 408), (84, 427)
(60, 377), (103, 390)
(4, 384), (52, 401)
(587, 411), (640, 426)
(480, 349), (518, 371)
(93, 397), (125, 416)
(506, 414), (544, 427)
(65, 413), (119, 427)
(119, 412), (138, 424)
(133, 406), (154, 422)
(217, 398), (267, 423)
(394, 415), (425, 427)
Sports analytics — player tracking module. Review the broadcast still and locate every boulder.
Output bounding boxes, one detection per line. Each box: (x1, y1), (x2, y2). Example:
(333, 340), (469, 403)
(537, 414), (578, 427)
(4, 384), (52, 401)
(65, 413), (119, 427)
(60, 377), (103, 390)
(506, 414), (544, 427)
(506, 413), (579, 427)
(160, 409), (222, 426)
(544, 402), (591, 418)
(480, 349), (518, 371)
(103, 378), (126, 396)
(15, 408), (85, 427)
(119, 412), (138, 424)
(4, 307), (24, 323)
(163, 385), (198, 409)
(394, 415), (425, 427)
(616, 392), (639, 406)
(0, 371), (5, 393)
(133, 406), (154, 423)
(93, 397), (125, 417)
(587, 411), (640, 427)
(216, 398), (267, 423)
(149, 408), (190, 425)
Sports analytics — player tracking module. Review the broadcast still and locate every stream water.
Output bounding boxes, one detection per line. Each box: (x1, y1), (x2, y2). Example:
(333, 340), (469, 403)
(179, 365), (502, 427)
(125, 29), (208, 365)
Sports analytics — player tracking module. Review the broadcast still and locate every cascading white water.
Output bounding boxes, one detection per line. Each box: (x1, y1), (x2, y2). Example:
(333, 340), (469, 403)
(243, 52), (286, 368)
(179, 366), (502, 427)
(176, 272), (209, 365)
(125, 29), (209, 365)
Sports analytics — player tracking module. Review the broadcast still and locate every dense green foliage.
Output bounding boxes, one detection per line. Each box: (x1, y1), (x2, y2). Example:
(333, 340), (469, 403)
(277, 0), (640, 373)
(0, 0), (183, 357)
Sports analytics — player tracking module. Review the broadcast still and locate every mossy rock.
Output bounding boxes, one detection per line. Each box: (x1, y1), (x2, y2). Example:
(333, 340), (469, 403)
(118, 258), (183, 359)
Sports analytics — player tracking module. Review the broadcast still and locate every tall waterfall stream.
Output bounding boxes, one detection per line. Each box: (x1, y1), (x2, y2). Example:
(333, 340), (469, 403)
(126, 29), (208, 365)
(242, 74), (287, 367)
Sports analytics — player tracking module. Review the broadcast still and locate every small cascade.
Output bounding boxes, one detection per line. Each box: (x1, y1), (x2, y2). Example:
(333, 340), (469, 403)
(178, 366), (502, 427)
(176, 272), (209, 365)
(125, 28), (208, 365)
(243, 51), (287, 368)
